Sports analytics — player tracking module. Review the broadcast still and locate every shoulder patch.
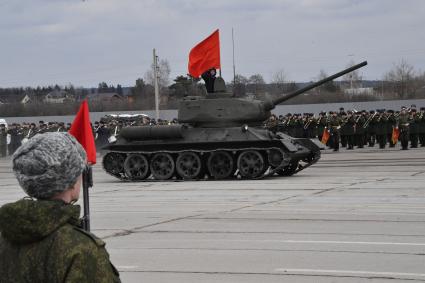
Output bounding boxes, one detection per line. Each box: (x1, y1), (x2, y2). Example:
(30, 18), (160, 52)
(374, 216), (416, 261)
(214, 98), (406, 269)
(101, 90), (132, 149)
(73, 227), (105, 247)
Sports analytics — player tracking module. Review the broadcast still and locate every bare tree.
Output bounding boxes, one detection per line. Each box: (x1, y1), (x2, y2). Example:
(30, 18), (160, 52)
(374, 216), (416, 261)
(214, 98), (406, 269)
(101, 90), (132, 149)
(248, 74), (265, 94)
(234, 74), (248, 85)
(384, 59), (415, 99)
(144, 58), (171, 89)
(316, 69), (338, 93)
(271, 69), (288, 93)
(343, 60), (362, 89)
(231, 74), (248, 97)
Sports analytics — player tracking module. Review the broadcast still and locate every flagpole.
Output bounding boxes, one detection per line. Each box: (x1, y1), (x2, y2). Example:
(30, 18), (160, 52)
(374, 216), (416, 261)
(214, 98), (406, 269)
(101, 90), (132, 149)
(82, 165), (93, 231)
(68, 100), (97, 232)
(232, 28), (236, 86)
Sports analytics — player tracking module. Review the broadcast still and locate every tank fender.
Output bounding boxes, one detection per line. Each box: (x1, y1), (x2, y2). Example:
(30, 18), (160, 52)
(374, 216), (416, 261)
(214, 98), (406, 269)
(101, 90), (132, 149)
(280, 140), (298, 152)
(120, 125), (184, 140)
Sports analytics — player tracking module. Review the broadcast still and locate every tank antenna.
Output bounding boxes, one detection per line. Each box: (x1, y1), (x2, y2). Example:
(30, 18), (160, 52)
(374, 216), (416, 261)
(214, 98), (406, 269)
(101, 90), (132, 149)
(232, 28), (236, 88)
(153, 48), (160, 121)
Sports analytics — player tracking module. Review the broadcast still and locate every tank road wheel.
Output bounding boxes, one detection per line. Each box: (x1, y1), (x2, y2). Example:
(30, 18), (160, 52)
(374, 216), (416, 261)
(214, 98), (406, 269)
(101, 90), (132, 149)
(124, 154), (150, 180)
(278, 161), (299, 176)
(150, 153), (175, 180)
(207, 151), (234, 179)
(237, 150), (266, 179)
(102, 152), (126, 178)
(176, 152), (202, 180)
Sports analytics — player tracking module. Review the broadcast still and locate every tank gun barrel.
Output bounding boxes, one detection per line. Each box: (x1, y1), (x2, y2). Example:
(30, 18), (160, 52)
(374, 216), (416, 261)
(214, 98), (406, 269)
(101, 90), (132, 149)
(271, 61), (367, 108)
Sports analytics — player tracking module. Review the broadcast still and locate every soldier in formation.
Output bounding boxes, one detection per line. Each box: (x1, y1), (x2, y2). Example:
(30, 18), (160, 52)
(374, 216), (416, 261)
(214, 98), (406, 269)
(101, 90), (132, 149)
(0, 115), (180, 157)
(269, 105), (425, 151)
(0, 108), (423, 158)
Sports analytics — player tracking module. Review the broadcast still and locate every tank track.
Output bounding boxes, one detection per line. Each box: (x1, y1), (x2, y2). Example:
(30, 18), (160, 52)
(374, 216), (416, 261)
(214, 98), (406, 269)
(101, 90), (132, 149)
(102, 146), (320, 182)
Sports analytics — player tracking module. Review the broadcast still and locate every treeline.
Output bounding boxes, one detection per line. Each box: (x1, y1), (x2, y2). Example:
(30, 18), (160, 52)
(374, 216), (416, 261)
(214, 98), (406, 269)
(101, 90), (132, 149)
(0, 59), (424, 117)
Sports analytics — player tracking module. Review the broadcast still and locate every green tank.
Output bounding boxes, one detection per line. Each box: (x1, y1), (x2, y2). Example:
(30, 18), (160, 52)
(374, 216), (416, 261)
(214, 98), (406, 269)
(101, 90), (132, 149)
(102, 61), (367, 180)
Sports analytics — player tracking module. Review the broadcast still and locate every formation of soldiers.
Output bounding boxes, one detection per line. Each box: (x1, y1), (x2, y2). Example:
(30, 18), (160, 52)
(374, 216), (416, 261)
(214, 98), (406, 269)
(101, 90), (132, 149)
(1, 106), (424, 157)
(0, 116), (179, 157)
(266, 106), (425, 151)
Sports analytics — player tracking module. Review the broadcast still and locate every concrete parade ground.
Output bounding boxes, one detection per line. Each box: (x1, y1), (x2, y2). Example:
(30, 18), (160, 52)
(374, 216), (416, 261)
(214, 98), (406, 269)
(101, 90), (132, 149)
(1, 147), (425, 282)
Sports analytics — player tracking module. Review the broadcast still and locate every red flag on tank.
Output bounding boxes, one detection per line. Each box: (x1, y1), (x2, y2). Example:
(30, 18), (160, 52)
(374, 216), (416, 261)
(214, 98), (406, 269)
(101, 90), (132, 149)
(321, 127), (330, 144)
(188, 29), (221, 78)
(69, 100), (97, 164)
(391, 127), (399, 144)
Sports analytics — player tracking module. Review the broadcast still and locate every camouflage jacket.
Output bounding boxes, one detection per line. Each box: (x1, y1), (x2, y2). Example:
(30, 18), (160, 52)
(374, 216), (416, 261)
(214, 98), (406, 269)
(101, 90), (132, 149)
(0, 199), (120, 283)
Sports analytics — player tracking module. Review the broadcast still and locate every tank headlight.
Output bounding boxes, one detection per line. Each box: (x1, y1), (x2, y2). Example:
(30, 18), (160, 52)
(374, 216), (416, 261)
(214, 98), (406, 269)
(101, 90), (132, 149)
(241, 124), (249, 132)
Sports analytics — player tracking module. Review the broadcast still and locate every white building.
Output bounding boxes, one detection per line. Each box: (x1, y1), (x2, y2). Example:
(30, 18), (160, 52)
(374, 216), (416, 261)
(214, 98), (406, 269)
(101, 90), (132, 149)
(44, 90), (74, 103)
(344, 87), (375, 96)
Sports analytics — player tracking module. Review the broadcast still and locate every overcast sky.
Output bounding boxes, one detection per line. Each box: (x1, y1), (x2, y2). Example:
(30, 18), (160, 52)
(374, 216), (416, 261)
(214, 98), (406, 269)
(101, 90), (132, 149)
(1, 0), (424, 88)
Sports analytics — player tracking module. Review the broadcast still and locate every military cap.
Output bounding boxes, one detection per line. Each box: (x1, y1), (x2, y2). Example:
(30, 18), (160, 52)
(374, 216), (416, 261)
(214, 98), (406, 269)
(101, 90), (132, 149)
(12, 132), (87, 200)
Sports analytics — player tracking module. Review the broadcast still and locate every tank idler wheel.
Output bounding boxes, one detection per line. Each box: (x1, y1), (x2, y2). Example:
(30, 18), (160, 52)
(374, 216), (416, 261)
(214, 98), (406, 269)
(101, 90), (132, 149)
(176, 152), (202, 180)
(124, 154), (150, 180)
(207, 151), (234, 179)
(150, 153), (175, 180)
(237, 150), (266, 179)
(103, 152), (126, 177)
(278, 161), (299, 176)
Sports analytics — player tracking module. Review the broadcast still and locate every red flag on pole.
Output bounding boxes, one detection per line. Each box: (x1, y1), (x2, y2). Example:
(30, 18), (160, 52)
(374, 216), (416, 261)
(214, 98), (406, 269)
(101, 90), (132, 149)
(321, 128), (330, 144)
(69, 100), (97, 164)
(188, 29), (221, 78)
(391, 127), (400, 144)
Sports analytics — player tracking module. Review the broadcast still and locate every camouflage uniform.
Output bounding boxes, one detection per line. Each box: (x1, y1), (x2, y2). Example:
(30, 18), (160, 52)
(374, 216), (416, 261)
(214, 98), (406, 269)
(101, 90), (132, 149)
(0, 199), (121, 283)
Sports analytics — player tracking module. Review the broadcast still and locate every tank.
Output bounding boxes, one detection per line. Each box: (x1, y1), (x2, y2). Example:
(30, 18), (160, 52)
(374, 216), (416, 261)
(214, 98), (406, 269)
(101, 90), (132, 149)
(102, 61), (367, 181)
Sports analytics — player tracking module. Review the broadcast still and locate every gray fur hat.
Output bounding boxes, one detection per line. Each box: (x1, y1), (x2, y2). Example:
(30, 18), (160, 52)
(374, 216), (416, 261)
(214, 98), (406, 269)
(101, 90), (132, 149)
(12, 132), (87, 200)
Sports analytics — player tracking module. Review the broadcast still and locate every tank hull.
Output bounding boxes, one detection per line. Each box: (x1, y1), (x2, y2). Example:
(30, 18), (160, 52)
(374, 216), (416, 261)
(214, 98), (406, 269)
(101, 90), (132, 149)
(102, 125), (322, 181)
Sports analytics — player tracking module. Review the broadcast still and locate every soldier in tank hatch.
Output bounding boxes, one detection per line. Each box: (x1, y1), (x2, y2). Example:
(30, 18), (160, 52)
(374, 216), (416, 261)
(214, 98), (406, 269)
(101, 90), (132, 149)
(0, 132), (121, 282)
(201, 68), (217, 93)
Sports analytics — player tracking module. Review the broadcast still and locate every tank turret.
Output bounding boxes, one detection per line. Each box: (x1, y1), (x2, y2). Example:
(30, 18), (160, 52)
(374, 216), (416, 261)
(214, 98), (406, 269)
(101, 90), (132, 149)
(178, 61), (367, 127)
